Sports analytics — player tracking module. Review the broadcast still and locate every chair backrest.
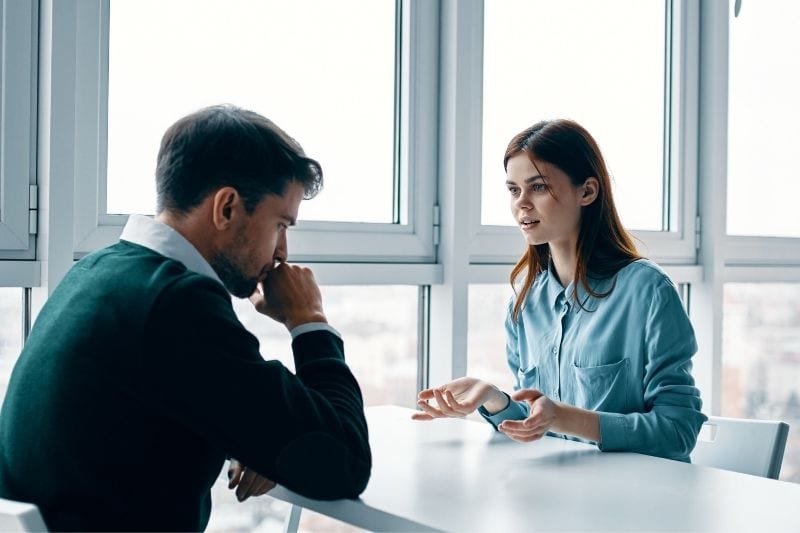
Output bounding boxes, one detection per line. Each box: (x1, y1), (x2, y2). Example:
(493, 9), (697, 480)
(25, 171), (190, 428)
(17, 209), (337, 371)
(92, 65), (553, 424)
(0, 498), (47, 532)
(691, 415), (790, 480)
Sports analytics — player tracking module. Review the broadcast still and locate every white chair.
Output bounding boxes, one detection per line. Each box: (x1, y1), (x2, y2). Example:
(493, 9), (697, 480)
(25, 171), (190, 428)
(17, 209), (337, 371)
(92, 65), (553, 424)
(0, 498), (47, 532)
(691, 416), (790, 479)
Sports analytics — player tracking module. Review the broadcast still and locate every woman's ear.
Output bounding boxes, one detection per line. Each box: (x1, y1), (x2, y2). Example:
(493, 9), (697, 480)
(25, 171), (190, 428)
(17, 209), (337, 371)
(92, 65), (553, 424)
(579, 177), (599, 206)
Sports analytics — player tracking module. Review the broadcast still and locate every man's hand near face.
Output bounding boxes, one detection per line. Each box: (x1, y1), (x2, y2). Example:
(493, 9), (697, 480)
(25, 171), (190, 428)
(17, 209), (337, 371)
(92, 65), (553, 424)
(249, 262), (327, 330)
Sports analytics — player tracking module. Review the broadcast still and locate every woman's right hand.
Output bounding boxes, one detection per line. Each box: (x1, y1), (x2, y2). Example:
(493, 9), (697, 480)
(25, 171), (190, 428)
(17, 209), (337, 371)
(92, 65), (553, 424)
(411, 377), (509, 420)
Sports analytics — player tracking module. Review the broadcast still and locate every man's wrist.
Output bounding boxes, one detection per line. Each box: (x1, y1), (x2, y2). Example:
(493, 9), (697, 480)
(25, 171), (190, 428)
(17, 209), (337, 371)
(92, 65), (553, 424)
(285, 312), (327, 331)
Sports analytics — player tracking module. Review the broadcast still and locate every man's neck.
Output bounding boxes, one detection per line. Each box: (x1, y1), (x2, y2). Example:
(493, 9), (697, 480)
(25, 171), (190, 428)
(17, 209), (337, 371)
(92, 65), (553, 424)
(156, 210), (215, 266)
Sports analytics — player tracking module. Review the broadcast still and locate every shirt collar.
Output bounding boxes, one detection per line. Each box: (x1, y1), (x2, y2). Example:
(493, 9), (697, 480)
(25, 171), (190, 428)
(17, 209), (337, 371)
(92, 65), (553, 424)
(544, 261), (613, 313)
(120, 214), (223, 286)
(544, 261), (567, 310)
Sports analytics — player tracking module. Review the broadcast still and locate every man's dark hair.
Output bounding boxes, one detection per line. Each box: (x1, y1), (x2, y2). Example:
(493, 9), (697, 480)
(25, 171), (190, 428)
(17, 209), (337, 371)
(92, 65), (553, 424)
(155, 104), (323, 214)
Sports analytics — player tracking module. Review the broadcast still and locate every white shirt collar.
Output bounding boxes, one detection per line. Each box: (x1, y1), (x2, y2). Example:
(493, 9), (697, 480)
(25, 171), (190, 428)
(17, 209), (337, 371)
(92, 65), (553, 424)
(120, 214), (223, 286)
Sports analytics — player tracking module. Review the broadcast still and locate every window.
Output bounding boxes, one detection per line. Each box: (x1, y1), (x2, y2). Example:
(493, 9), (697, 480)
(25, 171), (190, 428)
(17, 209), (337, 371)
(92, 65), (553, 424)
(727, 1), (800, 238)
(0, 288), (23, 407)
(0, 0), (37, 258)
(469, 0), (697, 266)
(230, 285), (420, 408)
(467, 284), (515, 396)
(107, 0), (396, 223)
(481, 0), (667, 231)
(722, 283), (800, 483)
(74, 0), (437, 263)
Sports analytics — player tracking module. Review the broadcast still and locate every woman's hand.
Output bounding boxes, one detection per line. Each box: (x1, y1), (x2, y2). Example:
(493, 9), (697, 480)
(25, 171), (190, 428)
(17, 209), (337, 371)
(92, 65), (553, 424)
(497, 389), (557, 442)
(411, 377), (508, 420)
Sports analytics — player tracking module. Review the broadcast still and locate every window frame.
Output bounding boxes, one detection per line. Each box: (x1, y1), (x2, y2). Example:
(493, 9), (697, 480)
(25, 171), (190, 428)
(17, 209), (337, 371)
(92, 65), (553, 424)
(0, 0), (37, 260)
(467, 0), (700, 267)
(71, 0), (439, 264)
(724, 0), (800, 264)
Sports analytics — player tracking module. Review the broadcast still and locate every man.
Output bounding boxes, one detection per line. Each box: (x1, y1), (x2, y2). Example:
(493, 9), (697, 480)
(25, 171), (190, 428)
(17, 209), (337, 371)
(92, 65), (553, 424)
(0, 105), (371, 531)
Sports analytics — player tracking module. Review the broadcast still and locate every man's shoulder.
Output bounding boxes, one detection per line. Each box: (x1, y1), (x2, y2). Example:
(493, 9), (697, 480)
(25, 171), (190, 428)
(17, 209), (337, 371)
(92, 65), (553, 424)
(70, 241), (226, 299)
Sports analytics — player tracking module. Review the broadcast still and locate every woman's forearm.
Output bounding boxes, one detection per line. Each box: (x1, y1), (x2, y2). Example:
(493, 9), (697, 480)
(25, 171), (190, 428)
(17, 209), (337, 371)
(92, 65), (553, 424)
(481, 385), (511, 415)
(552, 402), (601, 442)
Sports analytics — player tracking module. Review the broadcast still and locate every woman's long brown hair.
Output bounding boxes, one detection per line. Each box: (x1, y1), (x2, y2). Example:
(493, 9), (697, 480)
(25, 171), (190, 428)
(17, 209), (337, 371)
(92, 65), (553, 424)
(505, 119), (641, 321)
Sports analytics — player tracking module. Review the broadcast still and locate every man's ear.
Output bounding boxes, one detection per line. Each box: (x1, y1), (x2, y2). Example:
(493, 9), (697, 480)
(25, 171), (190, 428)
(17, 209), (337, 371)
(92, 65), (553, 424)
(211, 187), (242, 230)
(579, 177), (599, 207)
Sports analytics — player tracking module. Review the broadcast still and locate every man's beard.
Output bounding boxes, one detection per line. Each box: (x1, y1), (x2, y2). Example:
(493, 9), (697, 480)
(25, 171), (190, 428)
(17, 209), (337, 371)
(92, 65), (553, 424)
(210, 252), (258, 298)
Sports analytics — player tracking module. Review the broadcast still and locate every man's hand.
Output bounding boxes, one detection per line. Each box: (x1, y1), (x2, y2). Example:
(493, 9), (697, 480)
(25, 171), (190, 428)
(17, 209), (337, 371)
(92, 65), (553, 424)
(249, 262), (327, 330)
(227, 459), (276, 502)
(411, 377), (509, 420)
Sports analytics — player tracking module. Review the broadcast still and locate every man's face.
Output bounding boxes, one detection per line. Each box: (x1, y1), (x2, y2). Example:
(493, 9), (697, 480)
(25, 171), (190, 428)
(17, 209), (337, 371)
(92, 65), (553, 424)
(212, 182), (303, 298)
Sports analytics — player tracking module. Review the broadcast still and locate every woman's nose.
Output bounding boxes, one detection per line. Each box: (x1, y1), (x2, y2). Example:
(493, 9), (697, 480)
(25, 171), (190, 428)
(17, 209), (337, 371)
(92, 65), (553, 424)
(514, 193), (532, 209)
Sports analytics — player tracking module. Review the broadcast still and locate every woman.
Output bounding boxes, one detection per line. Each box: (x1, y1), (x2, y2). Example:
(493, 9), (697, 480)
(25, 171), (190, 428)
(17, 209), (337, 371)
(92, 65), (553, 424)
(413, 119), (706, 461)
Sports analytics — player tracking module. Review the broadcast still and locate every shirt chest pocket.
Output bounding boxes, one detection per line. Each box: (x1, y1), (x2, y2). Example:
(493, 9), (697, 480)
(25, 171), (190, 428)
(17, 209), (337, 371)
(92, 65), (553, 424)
(516, 365), (540, 391)
(571, 358), (630, 413)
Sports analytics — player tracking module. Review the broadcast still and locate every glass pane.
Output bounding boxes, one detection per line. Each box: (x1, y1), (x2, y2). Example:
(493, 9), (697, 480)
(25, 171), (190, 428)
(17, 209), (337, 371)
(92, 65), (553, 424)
(0, 288), (23, 408)
(108, 0), (396, 223)
(207, 284), (417, 531)
(467, 284), (517, 398)
(482, 0), (666, 231)
(722, 283), (800, 483)
(727, 2), (800, 237)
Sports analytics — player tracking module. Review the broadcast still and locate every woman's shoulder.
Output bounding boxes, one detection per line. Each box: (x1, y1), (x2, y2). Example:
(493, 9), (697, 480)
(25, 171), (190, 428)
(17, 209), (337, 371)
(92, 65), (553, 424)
(615, 258), (676, 291)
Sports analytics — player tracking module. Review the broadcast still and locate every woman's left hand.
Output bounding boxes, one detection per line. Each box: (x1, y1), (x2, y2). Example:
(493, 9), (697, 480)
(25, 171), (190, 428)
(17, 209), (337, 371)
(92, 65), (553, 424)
(498, 389), (558, 442)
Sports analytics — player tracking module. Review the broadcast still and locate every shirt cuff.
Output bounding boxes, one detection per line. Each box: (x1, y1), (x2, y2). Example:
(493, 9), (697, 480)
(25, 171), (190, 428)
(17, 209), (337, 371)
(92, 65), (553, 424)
(597, 411), (629, 451)
(478, 393), (529, 430)
(290, 322), (342, 340)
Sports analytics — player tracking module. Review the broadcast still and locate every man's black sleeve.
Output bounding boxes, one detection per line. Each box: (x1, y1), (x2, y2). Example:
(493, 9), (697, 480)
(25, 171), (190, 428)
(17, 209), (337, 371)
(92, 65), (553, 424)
(140, 274), (371, 499)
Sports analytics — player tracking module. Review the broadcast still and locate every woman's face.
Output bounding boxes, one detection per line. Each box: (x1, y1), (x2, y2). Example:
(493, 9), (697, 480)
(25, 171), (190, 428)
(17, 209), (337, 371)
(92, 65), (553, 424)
(505, 153), (595, 248)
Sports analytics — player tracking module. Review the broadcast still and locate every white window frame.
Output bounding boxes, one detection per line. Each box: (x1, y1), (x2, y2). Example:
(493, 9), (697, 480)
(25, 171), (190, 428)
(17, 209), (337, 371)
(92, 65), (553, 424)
(0, 0), (37, 261)
(69, 0), (440, 268)
(464, 0), (699, 267)
(713, 1), (800, 413)
(726, 237), (800, 267)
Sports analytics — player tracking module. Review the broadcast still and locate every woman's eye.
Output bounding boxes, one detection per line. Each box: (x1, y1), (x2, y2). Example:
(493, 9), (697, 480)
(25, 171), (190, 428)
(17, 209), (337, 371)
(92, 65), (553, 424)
(508, 187), (520, 197)
(532, 183), (547, 193)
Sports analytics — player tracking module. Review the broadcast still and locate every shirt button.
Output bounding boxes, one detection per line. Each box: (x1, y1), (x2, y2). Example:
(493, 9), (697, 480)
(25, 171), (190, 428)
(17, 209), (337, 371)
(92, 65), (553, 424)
(552, 347), (558, 354)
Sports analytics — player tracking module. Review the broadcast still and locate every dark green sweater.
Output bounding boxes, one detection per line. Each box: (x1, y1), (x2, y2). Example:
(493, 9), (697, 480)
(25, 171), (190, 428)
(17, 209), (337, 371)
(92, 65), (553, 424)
(0, 241), (371, 531)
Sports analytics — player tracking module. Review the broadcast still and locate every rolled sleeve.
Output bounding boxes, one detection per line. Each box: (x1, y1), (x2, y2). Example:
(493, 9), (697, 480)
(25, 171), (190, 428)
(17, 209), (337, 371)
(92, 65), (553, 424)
(597, 412), (630, 451)
(478, 394), (529, 430)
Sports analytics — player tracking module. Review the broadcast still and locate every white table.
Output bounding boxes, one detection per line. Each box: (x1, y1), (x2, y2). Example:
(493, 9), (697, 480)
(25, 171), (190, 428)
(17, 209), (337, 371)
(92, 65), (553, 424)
(269, 405), (800, 532)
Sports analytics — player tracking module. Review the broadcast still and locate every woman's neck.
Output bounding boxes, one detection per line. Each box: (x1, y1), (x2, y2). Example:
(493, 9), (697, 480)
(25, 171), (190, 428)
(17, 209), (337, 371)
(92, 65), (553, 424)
(549, 240), (578, 289)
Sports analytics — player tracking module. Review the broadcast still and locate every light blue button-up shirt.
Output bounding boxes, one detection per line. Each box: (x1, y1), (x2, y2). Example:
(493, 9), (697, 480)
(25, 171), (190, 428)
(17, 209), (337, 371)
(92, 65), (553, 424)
(480, 259), (706, 461)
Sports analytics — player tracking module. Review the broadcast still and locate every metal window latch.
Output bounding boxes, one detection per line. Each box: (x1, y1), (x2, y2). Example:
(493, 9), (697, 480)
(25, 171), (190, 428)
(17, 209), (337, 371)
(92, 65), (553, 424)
(28, 184), (38, 235)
